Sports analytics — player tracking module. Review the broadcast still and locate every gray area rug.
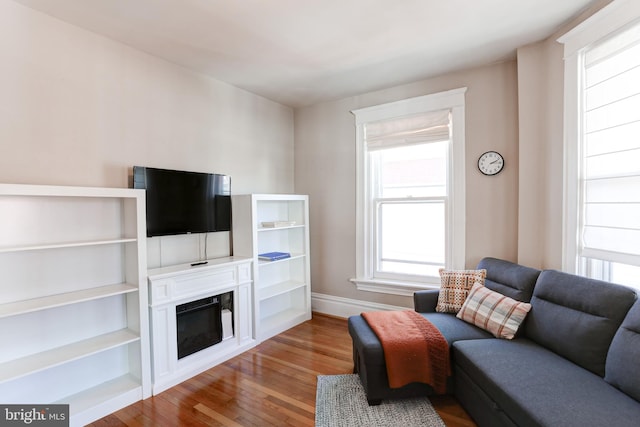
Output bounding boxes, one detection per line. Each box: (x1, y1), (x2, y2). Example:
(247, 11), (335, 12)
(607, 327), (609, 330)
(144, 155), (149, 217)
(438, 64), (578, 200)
(315, 374), (446, 427)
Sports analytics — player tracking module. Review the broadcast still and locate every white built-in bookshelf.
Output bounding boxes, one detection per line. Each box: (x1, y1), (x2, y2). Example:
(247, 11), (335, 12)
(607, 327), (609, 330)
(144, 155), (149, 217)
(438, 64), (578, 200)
(232, 194), (311, 341)
(0, 184), (151, 426)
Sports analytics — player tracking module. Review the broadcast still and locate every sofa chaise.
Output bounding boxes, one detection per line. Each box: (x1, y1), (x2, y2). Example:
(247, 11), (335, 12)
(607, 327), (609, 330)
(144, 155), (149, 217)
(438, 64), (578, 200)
(347, 257), (640, 427)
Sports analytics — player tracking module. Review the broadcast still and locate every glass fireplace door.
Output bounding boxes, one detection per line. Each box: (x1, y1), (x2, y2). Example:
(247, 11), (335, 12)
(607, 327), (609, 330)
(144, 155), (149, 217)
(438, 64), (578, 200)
(176, 295), (223, 359)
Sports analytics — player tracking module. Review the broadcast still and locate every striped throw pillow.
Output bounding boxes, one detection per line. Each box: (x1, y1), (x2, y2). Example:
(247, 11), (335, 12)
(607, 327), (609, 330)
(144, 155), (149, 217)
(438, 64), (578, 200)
(457, 282), (532, 339)
(436, 269), (487, 313)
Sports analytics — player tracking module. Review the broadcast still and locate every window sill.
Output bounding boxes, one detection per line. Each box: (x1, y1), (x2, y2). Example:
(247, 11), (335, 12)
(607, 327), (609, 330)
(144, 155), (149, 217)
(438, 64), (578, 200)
(349, 278), (439, 297)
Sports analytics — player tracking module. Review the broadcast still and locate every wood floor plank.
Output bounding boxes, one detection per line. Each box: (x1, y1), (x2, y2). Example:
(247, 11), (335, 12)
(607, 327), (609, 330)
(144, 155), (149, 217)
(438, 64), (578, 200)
(193, 403), (245, 427)
(239, 377), (316, 413)
(89, 313), (476, 427)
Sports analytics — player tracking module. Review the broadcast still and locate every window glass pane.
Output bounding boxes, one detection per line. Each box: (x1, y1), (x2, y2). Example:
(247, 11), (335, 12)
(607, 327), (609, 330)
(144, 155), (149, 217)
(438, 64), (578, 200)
(610, 262), (640, 291)
(376, 141), (448, 198)
(378, 201), (444, 276)
(379, 260), (442, 278)
(580, 257), (640, 292)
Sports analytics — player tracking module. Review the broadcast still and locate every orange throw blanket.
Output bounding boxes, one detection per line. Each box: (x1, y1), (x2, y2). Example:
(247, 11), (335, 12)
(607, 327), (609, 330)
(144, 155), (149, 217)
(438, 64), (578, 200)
(361, 310), (450, 394)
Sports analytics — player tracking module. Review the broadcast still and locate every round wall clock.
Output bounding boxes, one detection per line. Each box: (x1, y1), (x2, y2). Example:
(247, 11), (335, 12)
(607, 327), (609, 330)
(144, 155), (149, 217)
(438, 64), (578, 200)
(477, 151), (504, 176)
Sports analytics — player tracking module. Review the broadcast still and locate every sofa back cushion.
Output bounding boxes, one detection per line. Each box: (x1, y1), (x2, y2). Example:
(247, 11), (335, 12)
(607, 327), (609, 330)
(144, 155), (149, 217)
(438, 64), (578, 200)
(477, 257), (540, 302)
(605, 298), (640, 401)
(525, 270), (636, 376)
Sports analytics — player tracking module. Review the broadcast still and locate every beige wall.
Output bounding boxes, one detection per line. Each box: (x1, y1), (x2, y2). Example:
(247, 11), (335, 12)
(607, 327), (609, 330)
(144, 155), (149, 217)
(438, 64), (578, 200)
(0, 1), (294, 194)
(516, 39), (565, 270)
(295, 61), (520, 307)
(515, 0), (612, 270)
(2, 0), (612, 302)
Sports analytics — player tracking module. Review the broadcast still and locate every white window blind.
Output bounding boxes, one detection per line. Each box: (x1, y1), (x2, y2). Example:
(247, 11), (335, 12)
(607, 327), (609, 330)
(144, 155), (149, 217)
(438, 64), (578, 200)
(581, 22), (640, 266)
(365, 109), (451, 150)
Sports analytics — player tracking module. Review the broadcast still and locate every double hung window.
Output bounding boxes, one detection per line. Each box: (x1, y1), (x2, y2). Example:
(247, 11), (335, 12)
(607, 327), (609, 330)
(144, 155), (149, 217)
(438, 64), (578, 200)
(352, 89), (466, 294)
(561, 3), (640, 291)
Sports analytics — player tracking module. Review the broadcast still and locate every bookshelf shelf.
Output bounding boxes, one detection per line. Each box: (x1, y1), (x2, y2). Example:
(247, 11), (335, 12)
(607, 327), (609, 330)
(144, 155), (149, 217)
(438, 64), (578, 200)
(260, 280), (307, 301)
(0, 329), (140, 384)
(0, 283), (138, 319)
(0, 238), (137, 254)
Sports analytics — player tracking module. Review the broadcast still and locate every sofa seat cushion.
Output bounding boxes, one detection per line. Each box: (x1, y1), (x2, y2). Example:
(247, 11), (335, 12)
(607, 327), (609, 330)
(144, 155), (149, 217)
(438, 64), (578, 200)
(348, 313), (492, 378)
(453, 338), (640, 427)
(349, 312), (491, 360)
(525, 270), (637, 376)
(420, 312), (494, 344)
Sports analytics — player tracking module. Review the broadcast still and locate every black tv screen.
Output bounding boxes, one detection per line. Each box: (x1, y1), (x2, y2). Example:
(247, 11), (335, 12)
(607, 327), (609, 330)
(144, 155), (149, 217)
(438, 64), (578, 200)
(133, 166), (231, 237)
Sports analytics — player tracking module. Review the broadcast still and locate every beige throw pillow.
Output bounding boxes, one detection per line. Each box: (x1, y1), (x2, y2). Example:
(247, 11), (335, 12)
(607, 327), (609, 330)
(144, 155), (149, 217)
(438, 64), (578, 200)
(436, 268), (487, 313)
(457, 282), (532, 339)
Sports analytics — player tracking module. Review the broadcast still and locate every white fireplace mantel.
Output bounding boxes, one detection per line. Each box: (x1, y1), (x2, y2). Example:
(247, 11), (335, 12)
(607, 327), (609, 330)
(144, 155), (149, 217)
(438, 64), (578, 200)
(147, 256), (254, 395)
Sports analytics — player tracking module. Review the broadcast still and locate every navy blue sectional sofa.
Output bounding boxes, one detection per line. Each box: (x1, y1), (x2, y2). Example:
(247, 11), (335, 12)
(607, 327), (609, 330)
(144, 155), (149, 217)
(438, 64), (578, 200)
(348, 257), (640, 427)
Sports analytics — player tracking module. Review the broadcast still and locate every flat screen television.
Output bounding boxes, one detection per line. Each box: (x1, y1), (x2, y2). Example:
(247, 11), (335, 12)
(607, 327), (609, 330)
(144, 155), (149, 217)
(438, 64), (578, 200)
(133, 166), (231, 237)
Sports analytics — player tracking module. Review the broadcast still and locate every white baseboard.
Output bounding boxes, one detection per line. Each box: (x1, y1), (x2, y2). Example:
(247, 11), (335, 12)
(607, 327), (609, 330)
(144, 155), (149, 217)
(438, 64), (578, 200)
(311, 292), (409, 318)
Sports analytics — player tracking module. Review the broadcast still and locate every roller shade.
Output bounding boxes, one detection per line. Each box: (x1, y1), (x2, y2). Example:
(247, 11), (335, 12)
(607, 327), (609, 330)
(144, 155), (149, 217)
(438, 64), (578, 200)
(581, 24), (640, 266)
(365, 109), (450, 150)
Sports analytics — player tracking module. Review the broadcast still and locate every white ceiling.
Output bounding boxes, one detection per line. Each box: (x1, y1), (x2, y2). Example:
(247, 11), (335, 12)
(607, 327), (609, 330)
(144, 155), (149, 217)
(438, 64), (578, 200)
(14, 0), (603, 108)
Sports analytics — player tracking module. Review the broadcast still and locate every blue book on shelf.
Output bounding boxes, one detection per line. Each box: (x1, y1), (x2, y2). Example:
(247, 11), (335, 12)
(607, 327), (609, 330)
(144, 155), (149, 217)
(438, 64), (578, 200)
(258, 251), (291, 261)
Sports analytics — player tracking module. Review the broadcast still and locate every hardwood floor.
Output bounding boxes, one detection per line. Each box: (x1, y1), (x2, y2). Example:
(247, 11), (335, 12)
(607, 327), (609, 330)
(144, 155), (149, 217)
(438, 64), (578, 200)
(90, 314), (476, 426)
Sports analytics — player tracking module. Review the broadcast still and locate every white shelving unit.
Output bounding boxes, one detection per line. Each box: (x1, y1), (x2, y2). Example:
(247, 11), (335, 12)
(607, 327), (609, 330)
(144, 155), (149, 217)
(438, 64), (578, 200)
(232, 194), (311, 341)
(0, 184), (151, 426)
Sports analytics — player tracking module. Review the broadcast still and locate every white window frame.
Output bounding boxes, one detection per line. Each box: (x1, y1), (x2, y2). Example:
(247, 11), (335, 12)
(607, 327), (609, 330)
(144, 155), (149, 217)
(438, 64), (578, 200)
(350, 88), (467, 296)
(560, 0), (640, 274)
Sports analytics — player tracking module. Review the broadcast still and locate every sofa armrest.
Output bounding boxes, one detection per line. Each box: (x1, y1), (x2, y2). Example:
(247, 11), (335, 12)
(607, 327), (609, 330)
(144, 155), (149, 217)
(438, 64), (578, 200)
(414, 290), (439, 312)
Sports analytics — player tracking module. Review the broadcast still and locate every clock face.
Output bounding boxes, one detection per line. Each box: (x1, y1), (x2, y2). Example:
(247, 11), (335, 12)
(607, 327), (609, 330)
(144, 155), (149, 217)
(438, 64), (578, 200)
(478, 151), (504, 176)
